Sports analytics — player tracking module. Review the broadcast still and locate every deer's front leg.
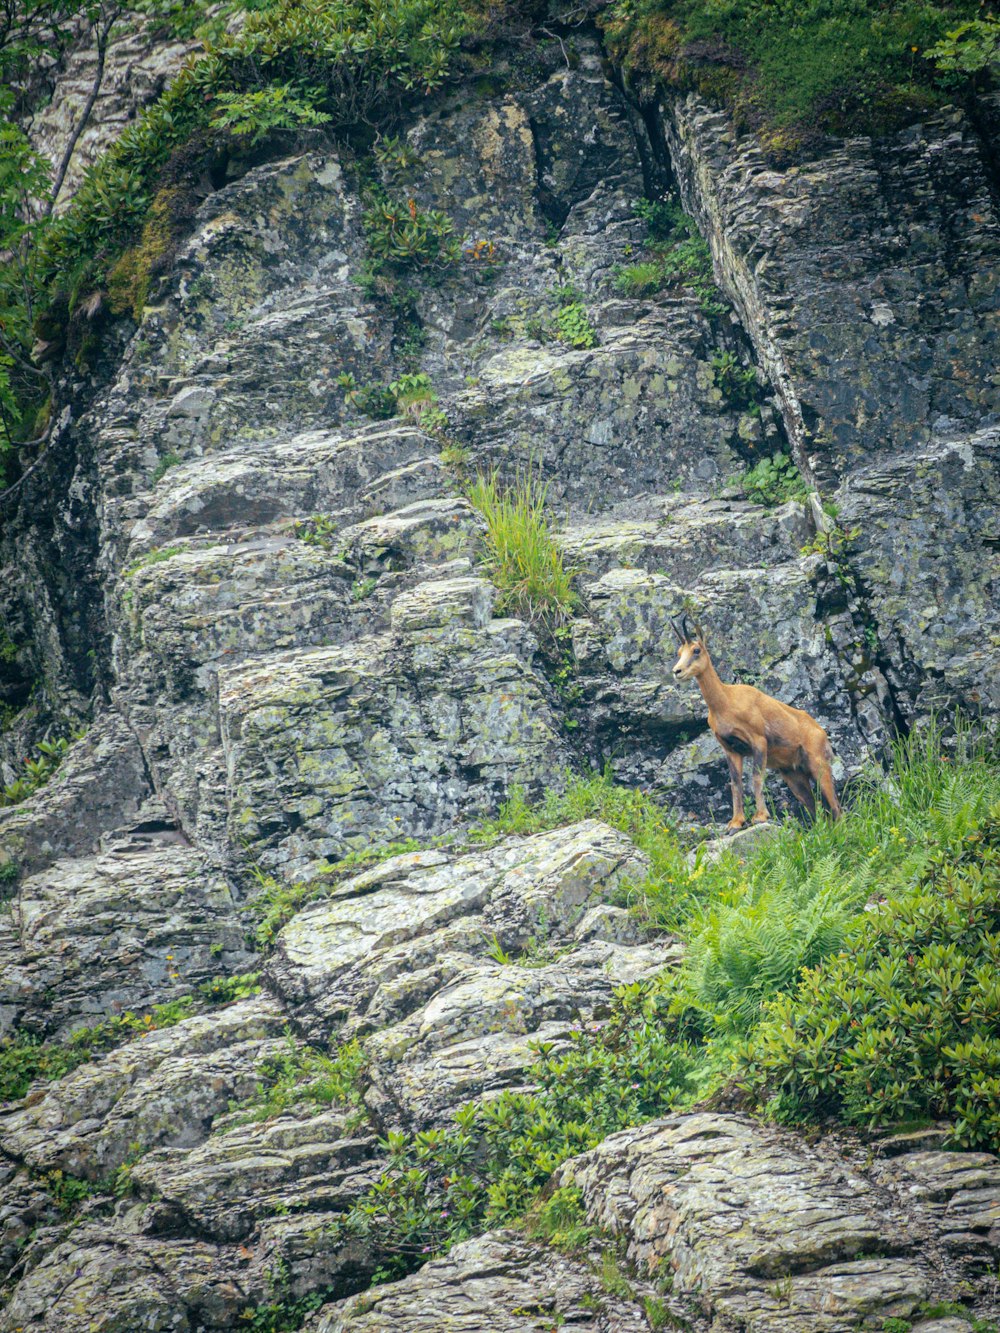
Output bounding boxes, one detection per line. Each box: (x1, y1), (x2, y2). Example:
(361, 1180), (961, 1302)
(724, 748), (745, 831)
(750, 746), (769, 824)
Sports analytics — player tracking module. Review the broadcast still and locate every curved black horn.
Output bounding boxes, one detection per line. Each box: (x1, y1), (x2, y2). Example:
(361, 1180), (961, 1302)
(669, 615), (686, 645)
(681, 612), (696, 642)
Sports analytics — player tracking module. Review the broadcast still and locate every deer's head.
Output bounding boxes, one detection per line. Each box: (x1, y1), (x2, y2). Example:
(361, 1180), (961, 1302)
(670, 613), (710, 683)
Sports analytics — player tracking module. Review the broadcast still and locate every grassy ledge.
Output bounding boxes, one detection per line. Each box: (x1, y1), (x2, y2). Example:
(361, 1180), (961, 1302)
(332, 721), (1000, 1279)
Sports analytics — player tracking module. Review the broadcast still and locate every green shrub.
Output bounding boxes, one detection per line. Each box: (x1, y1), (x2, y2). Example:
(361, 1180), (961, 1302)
(741, 453), (808, 506)
(0, 733), (77, 807)
(553, 301), (597, 349)
(347, 371), (443, 425)
(711, 350), (758, 410)
(615, 192), (726, 316)
(335, 981), (699, 1277)
(363, 196), (459, 274)
(739, 804), (1000, 1146)
(0, 995), (198, 1102)
(466, 470), (577, 627)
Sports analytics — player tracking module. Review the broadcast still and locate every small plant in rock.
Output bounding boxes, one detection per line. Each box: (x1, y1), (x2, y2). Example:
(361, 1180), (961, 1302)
(741, 453), (809, 506)
(373, 135), (423, 172)
(245, 840), (424, 948)
(150, 451), (181, 485)
(294, 515), (338, 549)
(615, 193), (727, 318)
(363, 195), (459, 274)
(123, 545), (185, 577)
(465, 469), (577, 627)
(522, 1185), (594, 1251)
(0, 733), (79, 808)
(711, 351), (758, 410)
(0, 994), (199, 1103)
(350, 576), (378, 602)
(197, 971), (261, 1005)
(554, 301), (597, 349)
(229, 1033), (366, 1125)
(209, 85), (332, 144)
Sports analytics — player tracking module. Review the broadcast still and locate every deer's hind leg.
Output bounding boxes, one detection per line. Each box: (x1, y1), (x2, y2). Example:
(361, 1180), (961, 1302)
(814, 756), (842, 819)
(782, 768), (817, 819)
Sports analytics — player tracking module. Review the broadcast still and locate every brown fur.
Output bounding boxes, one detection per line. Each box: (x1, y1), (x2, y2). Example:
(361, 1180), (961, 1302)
(671, 619), (841, 831)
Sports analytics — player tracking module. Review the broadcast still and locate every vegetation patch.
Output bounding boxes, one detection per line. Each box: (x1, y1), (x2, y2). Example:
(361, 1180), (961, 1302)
(0, 0), (477, 487)
(0, 732), (79, 807)
(599, 0), (993, 154)
(0, 994), (198, 1103)
(336, 725), (1000, 1280)
(226, 1032), (366, 1125)
(740, 452), (809, 507)
(246, 838), (425, 949)
(615, 193), (727, 317)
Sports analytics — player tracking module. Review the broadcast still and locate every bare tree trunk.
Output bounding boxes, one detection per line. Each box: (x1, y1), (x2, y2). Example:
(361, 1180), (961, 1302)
(44, 3), (121, 217)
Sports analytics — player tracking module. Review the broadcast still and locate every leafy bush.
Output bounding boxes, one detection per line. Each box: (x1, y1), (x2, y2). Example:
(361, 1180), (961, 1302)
(927, 18), (1000, 78)
(739, 807), (1000, 1148)
(711, 350), (757, 410)
(335, 981), (699, 1277)
(741, 452), (809, 506)
(228, 1033), (366, 1124)
(465, 470), (577, 627)
(347, 371), (444, 427)
(554, 301), (597, 349)
(363, 196), (459, 273)
(0, 733), (77, 807)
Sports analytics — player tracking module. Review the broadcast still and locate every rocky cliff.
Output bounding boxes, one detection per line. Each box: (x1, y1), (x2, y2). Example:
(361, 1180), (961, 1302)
(1, 22), (999, 1333)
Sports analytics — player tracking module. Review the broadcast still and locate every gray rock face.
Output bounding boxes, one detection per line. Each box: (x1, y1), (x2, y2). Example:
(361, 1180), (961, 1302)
(268, 820), (674, 1123)
(0, 712), (149, 883)
(556, 1113), (1000, 1332)
(837, 430), (1000, 728)
(2, 22), (1000, 1333)
(313, 1230), (663, 1332)
(2, 835), (254, 1037)
(0, 997), (287, 1176)
(664, 95), (1000, 485)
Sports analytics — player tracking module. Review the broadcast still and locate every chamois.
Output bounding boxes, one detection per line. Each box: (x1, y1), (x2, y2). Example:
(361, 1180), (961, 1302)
(670, 612), (841, 830)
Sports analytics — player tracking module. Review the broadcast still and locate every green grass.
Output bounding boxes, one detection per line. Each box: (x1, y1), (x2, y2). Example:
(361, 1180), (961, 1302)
(465, 470), (577, 627)
(600, 0), (986, 152)
(245, 838), (426, 949)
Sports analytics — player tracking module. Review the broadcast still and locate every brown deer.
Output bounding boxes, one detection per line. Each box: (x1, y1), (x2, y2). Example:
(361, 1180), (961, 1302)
(670, 612), (841, 830)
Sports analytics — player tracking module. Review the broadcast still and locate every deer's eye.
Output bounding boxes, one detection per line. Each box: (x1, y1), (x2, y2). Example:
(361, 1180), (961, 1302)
(693, 648), (701, 657)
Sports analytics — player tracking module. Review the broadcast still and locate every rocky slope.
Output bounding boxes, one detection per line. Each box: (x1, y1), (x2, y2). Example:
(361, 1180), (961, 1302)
(1, 26), (999, 1333)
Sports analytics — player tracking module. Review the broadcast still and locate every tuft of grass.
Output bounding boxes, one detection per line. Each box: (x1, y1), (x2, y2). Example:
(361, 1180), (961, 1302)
(465, 470), (577, 626)
(245, 839), (425, 949)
